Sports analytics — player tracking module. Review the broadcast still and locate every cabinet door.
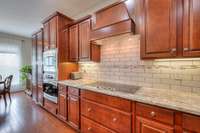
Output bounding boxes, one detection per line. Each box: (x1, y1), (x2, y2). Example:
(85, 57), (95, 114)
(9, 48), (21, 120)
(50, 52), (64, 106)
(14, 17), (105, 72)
(79, 19), (91, 61)
(183, 0), (200, 57)
(69, 25), (79, 62)
(32, 35), (38, 102)
(43, 23), (49, 51)
(49, 17), (57, 49)
(38, 85), (43, 106)
(141, 0), (177, 59)
(68, 95), (80, 129)
(36, 30), (43, 86)
(136, 117), (174, 133)
(58, 93), (67, 121)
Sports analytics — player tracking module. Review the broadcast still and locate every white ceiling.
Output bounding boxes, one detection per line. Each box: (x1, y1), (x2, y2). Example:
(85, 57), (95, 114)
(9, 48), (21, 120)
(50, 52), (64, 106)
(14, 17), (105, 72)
(0, 0), (117, 38)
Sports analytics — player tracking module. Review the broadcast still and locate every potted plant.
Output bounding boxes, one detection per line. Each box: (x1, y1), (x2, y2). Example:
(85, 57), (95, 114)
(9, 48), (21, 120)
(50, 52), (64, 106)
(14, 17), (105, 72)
(20, 65), (32, 95)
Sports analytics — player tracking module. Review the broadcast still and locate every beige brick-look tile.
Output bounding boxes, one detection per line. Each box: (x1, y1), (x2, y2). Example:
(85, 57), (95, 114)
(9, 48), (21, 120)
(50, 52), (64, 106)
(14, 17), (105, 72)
(80, 34), (200, 93)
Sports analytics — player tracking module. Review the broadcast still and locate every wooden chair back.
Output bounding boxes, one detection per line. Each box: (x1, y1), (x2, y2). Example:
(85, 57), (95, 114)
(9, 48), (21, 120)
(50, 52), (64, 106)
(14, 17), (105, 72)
(4, 75), (13, 91)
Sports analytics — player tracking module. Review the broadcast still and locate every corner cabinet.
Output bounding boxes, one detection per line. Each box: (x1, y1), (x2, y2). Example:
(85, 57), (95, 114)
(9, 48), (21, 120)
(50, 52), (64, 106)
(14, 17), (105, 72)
(183, 0), (200, 57)
(140, 0), (177, 59)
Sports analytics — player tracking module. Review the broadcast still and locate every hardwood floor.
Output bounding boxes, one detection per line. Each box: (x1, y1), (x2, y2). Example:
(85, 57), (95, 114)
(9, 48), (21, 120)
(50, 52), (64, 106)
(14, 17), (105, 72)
(0, 92), (77, 133)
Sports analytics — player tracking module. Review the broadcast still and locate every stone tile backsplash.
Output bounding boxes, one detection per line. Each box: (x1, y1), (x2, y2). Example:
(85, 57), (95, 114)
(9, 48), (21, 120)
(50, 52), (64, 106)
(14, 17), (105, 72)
(79, 34), (200, 93)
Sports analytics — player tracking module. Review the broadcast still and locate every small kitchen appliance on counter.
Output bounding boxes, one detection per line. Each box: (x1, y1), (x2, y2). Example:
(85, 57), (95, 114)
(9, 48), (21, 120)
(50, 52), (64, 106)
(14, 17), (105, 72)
(70, 72), (82, 80)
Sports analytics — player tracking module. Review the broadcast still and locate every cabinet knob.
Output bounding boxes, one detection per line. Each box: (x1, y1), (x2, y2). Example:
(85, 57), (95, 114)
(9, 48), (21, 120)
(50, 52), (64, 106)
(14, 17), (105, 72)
(171, 48), (176, 53)
(183, 48), (189, 51)
(87, 107), (92, 112)
(87, 127), (92, 131)
(112, 117), (117, 122)
(150, 111), (156, 117)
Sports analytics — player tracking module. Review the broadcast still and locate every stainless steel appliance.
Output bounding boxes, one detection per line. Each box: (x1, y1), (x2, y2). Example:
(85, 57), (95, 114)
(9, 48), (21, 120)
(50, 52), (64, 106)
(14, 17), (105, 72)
(43, 83), (58, 104)
(43, 49), (58, 103)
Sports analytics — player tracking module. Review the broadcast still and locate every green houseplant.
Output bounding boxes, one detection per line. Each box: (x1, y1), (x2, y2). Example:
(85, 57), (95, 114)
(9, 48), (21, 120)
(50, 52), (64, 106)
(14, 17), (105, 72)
(20, 65), (32, 95)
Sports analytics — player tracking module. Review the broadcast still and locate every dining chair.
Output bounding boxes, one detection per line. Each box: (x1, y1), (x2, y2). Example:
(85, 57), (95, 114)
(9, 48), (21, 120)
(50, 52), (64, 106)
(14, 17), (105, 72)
(4, 75), (13, 101)
(0, 75), (13, 105)
(0, 75), (2, 81)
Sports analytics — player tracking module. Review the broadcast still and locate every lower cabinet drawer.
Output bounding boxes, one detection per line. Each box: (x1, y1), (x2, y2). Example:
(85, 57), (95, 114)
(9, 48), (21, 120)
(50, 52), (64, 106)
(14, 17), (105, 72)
(81, 116), (116, 133)
(136, 103), (174, 125)
(81, 99), (132, 133)
(44, 98), (57, 115)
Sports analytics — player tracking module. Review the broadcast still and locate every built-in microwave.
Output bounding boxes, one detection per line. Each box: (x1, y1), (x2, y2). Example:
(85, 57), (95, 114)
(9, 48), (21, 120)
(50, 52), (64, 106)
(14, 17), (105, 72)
(43, 49), (57, 73)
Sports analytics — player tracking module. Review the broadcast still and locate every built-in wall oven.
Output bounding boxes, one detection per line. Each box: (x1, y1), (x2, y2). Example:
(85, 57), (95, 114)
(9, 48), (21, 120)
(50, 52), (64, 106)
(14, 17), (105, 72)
(43, 49), (58, 104)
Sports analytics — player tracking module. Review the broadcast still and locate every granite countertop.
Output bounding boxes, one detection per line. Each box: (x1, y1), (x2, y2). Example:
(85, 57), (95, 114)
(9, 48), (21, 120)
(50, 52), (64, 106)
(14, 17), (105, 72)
(58, 79), (200, 116)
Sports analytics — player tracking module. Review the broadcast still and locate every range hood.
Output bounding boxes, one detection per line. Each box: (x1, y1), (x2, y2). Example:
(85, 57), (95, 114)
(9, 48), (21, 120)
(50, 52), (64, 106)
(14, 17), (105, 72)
(90, 0), (135, 41)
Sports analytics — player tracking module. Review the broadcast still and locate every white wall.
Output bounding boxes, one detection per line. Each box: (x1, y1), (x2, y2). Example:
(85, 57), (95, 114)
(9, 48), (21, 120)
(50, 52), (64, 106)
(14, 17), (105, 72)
(0, 32), (32, 92)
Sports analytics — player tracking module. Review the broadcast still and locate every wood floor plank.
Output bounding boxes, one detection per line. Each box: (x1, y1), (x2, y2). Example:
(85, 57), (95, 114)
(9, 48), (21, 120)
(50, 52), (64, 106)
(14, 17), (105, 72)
(0, 92), (77, 133)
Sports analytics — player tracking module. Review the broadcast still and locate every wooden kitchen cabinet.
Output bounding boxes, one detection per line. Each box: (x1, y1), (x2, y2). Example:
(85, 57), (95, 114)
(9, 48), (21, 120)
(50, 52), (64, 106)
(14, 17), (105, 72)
(69, 18), (101, 62)
(58, 85), (67, 121)
(32, 29), (43, 104)
(68, 87), (80, 129)
(43, 22), (49, 51)
(136, 116), (174, 133)
(31, 34), (38, 102)
(183, 0), (200, 57)
(182, 114), (200, 133)
(140, 0), (177, 59)
(81, 116), (116, 133)
(91, 2), (129, 30)
(36, 29), (44, 106)
(81, 90), (132, 133)
(79, 19), (91, 61)
(49, 16), (57, 49)
(69, 24), (79, 62)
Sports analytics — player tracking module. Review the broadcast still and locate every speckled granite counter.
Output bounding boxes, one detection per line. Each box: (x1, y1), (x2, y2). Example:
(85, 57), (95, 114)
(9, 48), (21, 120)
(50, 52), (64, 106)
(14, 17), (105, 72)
(58, 79), (200, 116)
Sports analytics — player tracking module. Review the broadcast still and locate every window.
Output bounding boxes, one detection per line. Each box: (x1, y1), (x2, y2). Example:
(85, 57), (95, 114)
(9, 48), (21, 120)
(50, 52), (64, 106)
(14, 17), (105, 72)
(0, 52), (20, 85)
(0, 37), (22, 91)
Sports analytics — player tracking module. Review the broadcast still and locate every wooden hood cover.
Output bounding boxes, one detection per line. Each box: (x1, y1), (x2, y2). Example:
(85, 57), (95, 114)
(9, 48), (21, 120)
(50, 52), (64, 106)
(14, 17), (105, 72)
(90, 0), (135, 41)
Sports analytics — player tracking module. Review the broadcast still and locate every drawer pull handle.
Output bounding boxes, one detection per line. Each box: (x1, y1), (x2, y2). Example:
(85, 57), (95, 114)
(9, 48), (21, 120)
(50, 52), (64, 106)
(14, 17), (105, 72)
(88, 127), (92, 131)
(183, 48), (189, 51)
(183, 131), (188, 133)
(87, 108), (92, 112)
(150, 111), (156, 117)
(112, 117), (117, 122)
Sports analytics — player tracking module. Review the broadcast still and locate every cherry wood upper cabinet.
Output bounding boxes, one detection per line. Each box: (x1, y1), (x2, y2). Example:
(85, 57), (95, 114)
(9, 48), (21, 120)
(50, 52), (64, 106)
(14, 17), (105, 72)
(79, 19), (91, 61)
(43, 23), (49, 51)
(183, 0), (200, 57)
(69, 24), (79, 62)
(92, 2), (129, 30)
(140, 0), (177, 59)
(136, 117), (174, 133)
(49, 16), (57, 49)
